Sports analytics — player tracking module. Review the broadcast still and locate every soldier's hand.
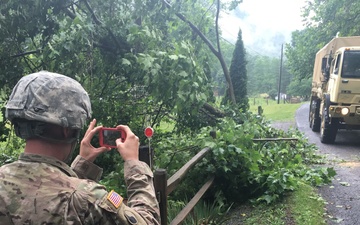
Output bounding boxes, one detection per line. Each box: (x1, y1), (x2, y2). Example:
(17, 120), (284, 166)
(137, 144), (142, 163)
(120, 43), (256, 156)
(115, 125), (139, 161)
(80, 119), (110, 162)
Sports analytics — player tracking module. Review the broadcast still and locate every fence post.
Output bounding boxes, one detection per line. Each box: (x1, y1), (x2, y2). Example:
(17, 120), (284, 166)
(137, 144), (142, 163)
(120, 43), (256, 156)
(154, 169), (167, 225)
(209, 130), (216, 139)
(139, 146), (153, 169)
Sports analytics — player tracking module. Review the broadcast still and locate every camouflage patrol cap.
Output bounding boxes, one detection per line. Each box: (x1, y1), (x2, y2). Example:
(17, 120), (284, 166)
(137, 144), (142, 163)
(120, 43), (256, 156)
(5, 71), (92, 129)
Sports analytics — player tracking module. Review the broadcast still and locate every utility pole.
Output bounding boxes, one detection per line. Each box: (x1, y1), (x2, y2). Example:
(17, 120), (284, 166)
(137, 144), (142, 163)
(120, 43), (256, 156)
(277, 44), (284, 104)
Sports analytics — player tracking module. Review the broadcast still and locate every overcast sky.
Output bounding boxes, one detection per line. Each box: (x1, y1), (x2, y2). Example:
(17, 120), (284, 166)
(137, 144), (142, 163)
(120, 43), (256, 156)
(219, 0), (307, 56)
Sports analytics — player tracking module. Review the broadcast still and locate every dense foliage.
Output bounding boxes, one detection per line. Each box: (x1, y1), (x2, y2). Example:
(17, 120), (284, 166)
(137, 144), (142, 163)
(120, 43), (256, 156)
(285, 0), (360, 83)
(1, 0), (228, 128)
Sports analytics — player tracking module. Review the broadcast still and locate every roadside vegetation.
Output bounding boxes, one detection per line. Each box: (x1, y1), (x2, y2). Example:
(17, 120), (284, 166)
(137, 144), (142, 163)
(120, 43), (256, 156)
(227, 181), (326, 225)
(141, 98), (331, 225)
(224, 99), (329, 225)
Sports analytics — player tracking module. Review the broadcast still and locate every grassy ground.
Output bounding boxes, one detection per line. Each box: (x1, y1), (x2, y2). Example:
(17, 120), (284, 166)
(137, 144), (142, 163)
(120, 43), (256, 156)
(228, 181), (326, 225)
(233, 98), (327, 225)
(249, 97), (304, 122)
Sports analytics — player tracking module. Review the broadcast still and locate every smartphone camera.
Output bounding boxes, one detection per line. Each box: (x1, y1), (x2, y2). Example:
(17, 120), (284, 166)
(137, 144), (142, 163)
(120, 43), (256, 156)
(99, 128), (126, 148)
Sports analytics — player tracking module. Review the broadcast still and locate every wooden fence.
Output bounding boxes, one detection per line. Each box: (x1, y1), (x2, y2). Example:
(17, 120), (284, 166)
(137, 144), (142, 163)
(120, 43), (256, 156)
(153, 147), (214, 225)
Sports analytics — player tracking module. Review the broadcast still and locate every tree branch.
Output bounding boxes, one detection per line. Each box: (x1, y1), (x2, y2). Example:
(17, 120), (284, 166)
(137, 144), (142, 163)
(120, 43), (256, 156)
(162, 0), (219, 57)
(11, 49), (41, 58)
(81, 0), (124, 53)
(162, 0), (236, 104)
(202, 102), (225, 117)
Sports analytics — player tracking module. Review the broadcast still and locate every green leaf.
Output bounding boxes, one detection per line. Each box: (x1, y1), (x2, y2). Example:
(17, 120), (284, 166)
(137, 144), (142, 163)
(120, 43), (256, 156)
(169, 55), (178, 60)
(178, 71), (188, 77)
(122, 58), (131, 66)
(339, 182), (350, 187)
(327, 167), (336, 177)
(204, 141), (216, 148)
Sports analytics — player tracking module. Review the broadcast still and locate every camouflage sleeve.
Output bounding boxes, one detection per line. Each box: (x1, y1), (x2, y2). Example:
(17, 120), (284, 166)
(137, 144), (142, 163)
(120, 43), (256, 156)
(124, 160), (161, 225)
(71, 182), (150, 225)
(71, 155), (103, 181)
(72, 161), (160, 225)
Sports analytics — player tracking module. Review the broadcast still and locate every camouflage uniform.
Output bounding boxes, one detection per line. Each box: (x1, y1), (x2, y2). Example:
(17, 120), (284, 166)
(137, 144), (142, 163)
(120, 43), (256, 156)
(0, 153), (160, 224)
(1, 71), (160, 224)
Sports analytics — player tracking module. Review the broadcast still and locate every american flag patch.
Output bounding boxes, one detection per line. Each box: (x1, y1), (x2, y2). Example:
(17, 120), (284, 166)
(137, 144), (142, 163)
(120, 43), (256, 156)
(107, 190), (123, 208)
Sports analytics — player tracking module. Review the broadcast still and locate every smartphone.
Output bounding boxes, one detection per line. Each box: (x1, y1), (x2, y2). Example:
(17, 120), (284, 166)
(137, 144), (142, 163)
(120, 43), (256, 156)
(99, 128), (126, 148)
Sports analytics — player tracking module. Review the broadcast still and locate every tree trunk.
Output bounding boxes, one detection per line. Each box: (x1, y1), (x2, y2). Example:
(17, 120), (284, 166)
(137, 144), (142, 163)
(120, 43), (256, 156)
(162, 0), (236, 104)
(202, 102), (225, 118)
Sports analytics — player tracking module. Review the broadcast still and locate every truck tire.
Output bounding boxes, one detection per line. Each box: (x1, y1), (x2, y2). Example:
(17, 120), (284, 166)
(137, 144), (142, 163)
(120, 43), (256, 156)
(309, 98), (321, 132)
(320, 106), (338, 144)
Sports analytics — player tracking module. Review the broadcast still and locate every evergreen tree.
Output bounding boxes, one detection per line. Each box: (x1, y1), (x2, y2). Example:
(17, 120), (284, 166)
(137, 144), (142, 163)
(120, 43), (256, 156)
(223, 29), (249, 111)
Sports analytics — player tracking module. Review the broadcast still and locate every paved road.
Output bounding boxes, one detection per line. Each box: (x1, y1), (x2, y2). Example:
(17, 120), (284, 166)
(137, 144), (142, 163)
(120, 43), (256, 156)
(296, 103), (360, 225)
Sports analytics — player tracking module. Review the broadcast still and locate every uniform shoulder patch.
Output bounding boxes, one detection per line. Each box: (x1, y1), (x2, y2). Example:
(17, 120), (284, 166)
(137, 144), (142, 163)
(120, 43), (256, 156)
(107, 190), (123, 208)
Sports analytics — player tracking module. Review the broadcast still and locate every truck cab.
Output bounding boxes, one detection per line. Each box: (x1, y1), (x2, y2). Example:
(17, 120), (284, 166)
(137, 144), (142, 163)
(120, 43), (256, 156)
(325, 48), (360, 123)
(310, 37), (360, 144)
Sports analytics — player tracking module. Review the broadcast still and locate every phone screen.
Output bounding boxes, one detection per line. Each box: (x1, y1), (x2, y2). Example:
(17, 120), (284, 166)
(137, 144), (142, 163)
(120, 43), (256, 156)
(100, 128), (124, 148)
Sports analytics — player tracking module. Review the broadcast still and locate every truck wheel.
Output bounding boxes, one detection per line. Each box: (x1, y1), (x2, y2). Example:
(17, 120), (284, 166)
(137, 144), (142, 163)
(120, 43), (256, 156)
(320, 107), (338, 144)
(309, 98), (321, 132)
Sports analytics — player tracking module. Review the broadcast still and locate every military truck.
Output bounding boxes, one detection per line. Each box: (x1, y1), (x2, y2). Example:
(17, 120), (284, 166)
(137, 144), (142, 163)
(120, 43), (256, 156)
(309, 36), (360, 143)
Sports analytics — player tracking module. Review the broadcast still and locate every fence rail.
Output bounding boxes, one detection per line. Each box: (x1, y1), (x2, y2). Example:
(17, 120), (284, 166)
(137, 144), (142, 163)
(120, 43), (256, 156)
(154, 147), (213, 225)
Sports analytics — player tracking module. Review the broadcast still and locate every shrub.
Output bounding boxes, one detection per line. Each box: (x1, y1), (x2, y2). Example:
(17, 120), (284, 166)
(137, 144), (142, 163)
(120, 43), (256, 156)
(151, 111), (335, 204)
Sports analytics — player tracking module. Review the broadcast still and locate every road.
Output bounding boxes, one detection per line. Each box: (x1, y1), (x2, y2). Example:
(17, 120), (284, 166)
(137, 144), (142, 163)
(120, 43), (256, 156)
(296, 103), (360, 225)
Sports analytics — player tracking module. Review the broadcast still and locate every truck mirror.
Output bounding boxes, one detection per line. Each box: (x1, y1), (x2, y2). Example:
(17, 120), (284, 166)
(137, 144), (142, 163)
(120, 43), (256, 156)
(321, 57), (327, 73)
(321, 57), (330, 81)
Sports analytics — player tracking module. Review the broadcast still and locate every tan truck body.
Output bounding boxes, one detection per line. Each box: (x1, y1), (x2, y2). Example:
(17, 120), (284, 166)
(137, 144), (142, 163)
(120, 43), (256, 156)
(310, 36), (360, 143)
(312, 36), (360, 93)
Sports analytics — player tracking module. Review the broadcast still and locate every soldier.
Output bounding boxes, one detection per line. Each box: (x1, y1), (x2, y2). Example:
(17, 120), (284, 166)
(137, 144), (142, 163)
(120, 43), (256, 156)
(0, 71), (160, 224)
